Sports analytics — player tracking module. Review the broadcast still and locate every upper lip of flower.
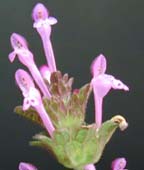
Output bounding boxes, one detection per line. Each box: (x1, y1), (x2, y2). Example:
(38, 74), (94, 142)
(32, 3), (49, 21)
(15, 69), (35, 97)
(10, 33), (28, 50)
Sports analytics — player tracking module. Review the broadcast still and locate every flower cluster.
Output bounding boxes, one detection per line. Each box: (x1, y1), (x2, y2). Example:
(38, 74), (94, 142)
(9, 3), (129, 170)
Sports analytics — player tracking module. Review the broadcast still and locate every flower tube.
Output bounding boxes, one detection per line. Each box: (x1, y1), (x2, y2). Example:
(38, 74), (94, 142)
(32, 3), (57, 72)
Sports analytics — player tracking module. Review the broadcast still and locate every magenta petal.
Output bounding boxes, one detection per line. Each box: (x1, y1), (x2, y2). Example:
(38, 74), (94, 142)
(10, 33), (28, 50)
(32, 3), (49, 22)
(48, 16), (58, 25)
(91, 75), (111, 98)
(23, 98), (31, 111)
(111, 158), (127, 170)
(8, 51), (16, 62)
(111, 78), (129, 91)
(84, 164), (96, 170)
(28, 87), (42, 106)
(19, 162), (37, 170)
(15, 69), (35, 97)
(40, 65), (51, 83)
(91, 54), (107, 77)
(22, 87), (41, 110)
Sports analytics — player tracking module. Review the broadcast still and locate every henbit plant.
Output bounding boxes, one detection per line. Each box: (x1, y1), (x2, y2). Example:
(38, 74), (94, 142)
(9, 3), (129, 170)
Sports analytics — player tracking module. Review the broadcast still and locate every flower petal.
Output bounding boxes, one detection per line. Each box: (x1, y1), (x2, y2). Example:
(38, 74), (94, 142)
(111, 157), (127, 170)
(23, 98), (31, 111)
(28, 87), (42, 106)
(32, 3), (49, 22)
(40, 65), (51, 83)
(110, 78), (129, 91)
(47, 17), (58, 25)
(22, 87), (42, 110)
(91, 75), (112, 98)
(15, 69), (35, 97)
(8, 51), (16, 62)
(91, 54), (107, 77)
(19, 162), (37, 170)
(10, 33), (28, 50)
(84, 164), (96, 170)
(92, 74), (129, 98)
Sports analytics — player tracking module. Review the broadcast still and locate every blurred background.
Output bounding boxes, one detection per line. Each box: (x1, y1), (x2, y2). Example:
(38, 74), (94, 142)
(0, 0), (143, 169)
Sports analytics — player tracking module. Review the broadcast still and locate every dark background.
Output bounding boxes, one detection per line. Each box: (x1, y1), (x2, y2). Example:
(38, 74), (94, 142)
(0, 0), (143, 169)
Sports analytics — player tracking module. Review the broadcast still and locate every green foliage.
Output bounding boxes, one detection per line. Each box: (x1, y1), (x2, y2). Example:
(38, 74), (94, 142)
(30, 118), (121, 169)
(14, 106), (43, 127)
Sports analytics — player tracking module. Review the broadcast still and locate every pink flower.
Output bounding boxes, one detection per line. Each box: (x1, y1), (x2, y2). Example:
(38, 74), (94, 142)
(91, 54), (129, 127)
(111, 158), (127, 170)
(84, 164), (96, 170)
(15, 69), (55, 137)
(32, 3), (57, 72)
(19, 162), (37, 170)
(9, 33), (51, 98)
(40, 65), (51, 83)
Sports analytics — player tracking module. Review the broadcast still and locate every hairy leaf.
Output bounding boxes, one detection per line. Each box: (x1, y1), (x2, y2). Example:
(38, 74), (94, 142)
(14, 106), (43, 127)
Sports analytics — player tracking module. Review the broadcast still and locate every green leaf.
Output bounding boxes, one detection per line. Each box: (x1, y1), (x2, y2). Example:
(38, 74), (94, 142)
(75, 128), (88, 143)
(98, 120), (118, 146)
(14, 106), (43, 127)
(65, 141), (84, 167)
(53, 130), (70, 145)
(53, 144), (72, 168)
(59, 114), (83, 130)
(30, 134), (53, 152)
(78, 84), (92, 107)
(91, 120), (118, 163)
(68, 84), (92, 121)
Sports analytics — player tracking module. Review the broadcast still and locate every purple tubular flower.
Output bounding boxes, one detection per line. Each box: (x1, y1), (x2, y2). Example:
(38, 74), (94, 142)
(91, 54), (129, 128)
(15, 69), (55, 137)
(9, 33), (51, 98)
(32, 3), (57, 73)
(19, 162), (37, 170)
(111, 158), (127, 170)
(40, 65), (51, 83)
(84, 164), (96, 170)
